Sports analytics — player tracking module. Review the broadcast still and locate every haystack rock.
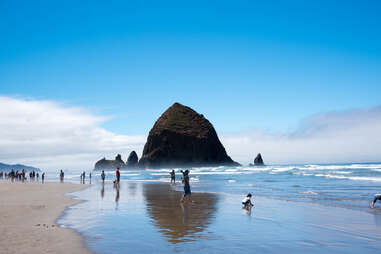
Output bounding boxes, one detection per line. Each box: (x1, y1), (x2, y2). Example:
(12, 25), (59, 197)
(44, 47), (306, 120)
(138, 102), (240, 168)
(253, 153), (264, 166)
(94, 154), (125, 170)
(126, 151), (138, 167)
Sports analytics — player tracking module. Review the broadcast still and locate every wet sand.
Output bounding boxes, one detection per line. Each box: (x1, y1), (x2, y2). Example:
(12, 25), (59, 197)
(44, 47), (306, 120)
(0, 181), (91, 254)
(60, 181), (381, 254)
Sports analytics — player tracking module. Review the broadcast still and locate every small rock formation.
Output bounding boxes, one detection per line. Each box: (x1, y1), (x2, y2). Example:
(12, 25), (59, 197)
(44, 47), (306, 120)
(253, 153), (264, 166)
(94, 154), (125, 170)
(138, 102), (240, 168)
(126, 151), (138, 167)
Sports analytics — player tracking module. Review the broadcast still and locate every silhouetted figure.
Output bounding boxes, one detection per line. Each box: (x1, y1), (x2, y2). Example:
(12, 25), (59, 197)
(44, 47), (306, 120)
(101, 170), (106, 182)
(170, 170), (176, 184)
(60, 170), (64, 182)
(82, 171), (85, 184)
(42, 173), (45, 183)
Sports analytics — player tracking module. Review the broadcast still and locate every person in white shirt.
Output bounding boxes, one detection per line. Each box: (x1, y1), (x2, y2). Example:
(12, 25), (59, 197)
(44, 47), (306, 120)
(242, 193), (254, 208)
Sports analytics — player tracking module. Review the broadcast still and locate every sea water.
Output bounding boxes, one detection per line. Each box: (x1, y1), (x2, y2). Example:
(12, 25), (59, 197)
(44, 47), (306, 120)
(56, 163), (381, 211)
(57, 163), (381, 253)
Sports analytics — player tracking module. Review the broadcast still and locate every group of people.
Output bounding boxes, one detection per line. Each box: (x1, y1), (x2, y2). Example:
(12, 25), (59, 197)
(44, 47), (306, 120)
(0, 169), (45, 183)
(168, 169), (192, 203)
(80, 171), (92, 184)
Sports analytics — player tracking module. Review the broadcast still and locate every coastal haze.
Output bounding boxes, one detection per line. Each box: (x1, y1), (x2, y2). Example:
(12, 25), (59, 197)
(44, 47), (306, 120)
(1, 0), (381, 254)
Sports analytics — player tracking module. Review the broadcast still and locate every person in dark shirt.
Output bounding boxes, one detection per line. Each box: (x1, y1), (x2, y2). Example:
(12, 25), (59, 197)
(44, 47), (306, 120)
(180, 170), (192, 203)
(170, 170), (176, 184)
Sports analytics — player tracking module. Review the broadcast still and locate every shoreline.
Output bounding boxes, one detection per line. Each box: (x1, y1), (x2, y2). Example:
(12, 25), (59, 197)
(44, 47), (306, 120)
(0, 181), (92, 254)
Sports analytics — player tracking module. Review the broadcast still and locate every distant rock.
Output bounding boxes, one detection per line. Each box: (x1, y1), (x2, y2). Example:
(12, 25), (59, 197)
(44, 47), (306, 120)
(138, 102), (240, 168)
(253, 153), (265, 166)
(126, 151), (138, 167)
(0, 162), (40, 172)
(94, 154), (125, 170)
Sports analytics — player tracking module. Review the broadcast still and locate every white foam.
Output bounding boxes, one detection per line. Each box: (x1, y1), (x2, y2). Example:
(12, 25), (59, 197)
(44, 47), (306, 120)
(314, 174), (381, 182)
(299, 191), (318, 195)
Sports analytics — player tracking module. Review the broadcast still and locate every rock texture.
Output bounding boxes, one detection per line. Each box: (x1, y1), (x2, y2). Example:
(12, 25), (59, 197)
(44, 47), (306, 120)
(126, 151), (138, 167)
(253, 153), (264, 166)
(138, 102), (239, 168)
(94, 154), (125, 170)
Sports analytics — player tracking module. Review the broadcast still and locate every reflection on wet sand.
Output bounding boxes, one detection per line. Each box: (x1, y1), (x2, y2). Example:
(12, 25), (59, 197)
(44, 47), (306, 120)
(114, 182), (120, 210)
(143, 183), (219, 243)
(100, 182), (105, 199)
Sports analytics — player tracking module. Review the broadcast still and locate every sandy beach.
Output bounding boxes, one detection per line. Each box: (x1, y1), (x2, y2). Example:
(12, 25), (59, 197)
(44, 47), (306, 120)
(0, 181), (91, 254)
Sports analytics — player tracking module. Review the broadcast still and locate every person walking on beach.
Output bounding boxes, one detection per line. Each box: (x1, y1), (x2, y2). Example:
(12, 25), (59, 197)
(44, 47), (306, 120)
(41, 172), (45, 183)
(89, 172), (92, 184)
(82, 171), (86, 184)
(170, 170), (176, 184)
(116, 167), (120, 183)
(101, 170), (106, 182)
(242, 193), (254, 209)
(180, 170), (192, 203)
(371, 194), (381, 208)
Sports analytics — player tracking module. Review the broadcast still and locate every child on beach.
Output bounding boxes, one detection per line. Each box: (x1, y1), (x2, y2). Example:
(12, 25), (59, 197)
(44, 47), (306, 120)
(242, 193), (254, 209)
(371, 194), (381, 208)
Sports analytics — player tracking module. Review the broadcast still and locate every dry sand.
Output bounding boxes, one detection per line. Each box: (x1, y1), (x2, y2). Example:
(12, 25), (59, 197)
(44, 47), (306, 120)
(0, 181), (92, 254)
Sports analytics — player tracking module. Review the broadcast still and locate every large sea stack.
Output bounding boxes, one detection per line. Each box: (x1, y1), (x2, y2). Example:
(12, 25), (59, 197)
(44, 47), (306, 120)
(138, 102), (239, 168)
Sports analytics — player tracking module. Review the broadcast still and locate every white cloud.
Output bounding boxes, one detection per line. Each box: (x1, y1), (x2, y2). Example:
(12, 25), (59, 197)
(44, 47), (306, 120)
(221, 107), (381, 165)
(0, 96), (146, 171)
(1, 96), (380, 170)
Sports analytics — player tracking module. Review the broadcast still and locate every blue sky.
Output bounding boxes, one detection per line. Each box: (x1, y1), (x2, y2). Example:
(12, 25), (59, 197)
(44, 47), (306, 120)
(1, 0), (381, 135)
(1, 1), (381, 168)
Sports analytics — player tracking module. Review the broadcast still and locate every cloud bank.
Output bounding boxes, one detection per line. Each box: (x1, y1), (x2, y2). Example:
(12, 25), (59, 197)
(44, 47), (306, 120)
(0, 96), (380, 170)
(221, 107), (381, 165)
(0, 96), (146, 170)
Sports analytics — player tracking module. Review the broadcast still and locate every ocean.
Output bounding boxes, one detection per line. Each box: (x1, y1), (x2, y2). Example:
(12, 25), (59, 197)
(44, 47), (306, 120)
(56, 163), (381, 253)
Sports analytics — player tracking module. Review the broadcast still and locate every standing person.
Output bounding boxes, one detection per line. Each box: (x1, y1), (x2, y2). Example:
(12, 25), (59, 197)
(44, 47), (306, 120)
(36, 172), (39, 182)
(82, 171), (86, 184)
(41, 172), (45, 183)
(101, 170), (106, 182)
(59, 170), (63, 182)
(180, 170), (192, 203)
(116, 167), (120, 183)
(170, 170), (176, 184)
(89, 172), (92, 184)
